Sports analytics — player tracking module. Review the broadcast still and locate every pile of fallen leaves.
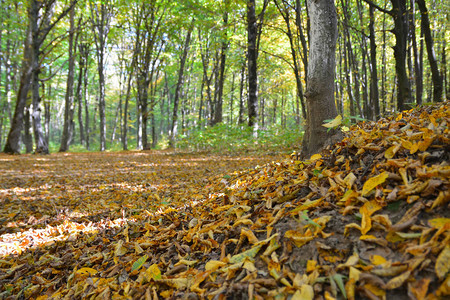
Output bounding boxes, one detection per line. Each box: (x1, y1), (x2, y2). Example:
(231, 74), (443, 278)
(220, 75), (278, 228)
(0, 103), (449, 299)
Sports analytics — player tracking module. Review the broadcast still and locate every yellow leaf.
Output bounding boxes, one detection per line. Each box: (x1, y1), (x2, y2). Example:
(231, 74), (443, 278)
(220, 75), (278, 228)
(174, 259), (198, 267)
(418, 137), (433, 152)
(349, 266), (361, 281)
(76, 267), (98, 276)
(292, 285), (314, 300)
(408, 278), (430, 300)
(361, 172), (389, 196)
(371, 265), (408, 277)
(431, 191), (450, 209)
(436, 245), (450, 280)
(360, 200), (382, 234)
(401, 139), (413, 150)
(145, 264), (161, 281)
(428, 218), (450, 229)
(385, 270), (411, 289)
(344, 223), (362, 235)
(241, 228), (259, 244)
(306, 260), (317, 273)
(229, 244), (262, 264)
(285, 230), (315, 247)
(243, 260), (257, 272)
(384, 145), (400, 159)
(410, 142), (420, 154)
(310, 154), (322, 161)
(291, 198), (323, 214)
(190, 271), (210, 293)
(324, 291), (336, 300)
(344, 173), (357, 189)
(370, 255), (387, 266)
(323, 114), (342, 128)
(114, 240), (128, 257)
(158, 278), (190, 289)
(337, 252), (359, 269)
(364, 283), (386, 297)
(205, 260), (227, 272)
(436, 276), (450, 297)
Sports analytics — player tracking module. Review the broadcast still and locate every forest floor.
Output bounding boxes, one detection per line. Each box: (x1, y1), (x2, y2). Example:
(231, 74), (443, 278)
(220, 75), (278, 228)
(0, 103), (449, 300)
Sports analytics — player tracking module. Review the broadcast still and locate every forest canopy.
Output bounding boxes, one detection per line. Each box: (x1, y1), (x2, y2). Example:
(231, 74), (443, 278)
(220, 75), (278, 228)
(0, 0), (448, 154)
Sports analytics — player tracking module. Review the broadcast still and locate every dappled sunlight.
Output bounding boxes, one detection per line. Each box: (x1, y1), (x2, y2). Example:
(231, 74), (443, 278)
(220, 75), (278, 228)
(0, 217), (128, 257)
(0, 150), (282, 259)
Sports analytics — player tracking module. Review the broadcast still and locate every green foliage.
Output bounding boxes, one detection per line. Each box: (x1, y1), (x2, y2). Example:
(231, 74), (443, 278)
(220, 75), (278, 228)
(177, 123), (302, 153)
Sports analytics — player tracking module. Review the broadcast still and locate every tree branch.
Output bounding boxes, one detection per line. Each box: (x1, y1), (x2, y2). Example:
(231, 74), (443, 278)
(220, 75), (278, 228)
(362, 0), (392, 15)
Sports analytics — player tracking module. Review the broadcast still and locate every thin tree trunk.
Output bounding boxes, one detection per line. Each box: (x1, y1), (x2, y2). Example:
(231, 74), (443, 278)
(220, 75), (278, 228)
(169, 18), (194, 147)
(24, 108), (33, 153)
(213, 0), (229, 125)
(247, 0), (258, 133)
(90, 2), (112, 151)
(416, 0), (442, 102)
(274, 0), (306, 121)
(228, 72), (236, 124)
(410, 0), (422, 105)
(369, 6), (380, 120)
(77, 43), (87, 145)
(84, 72), (90, 150)
(60, 7), (76, 152)
(238, 57), (246, 125)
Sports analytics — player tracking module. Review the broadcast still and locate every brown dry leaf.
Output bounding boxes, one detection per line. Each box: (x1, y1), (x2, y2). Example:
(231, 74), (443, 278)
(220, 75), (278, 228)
(0, 103), (449, 299)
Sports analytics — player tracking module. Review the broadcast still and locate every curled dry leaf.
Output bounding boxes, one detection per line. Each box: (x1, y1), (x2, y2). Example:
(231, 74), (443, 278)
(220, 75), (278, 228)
(0, 103), (448, 299)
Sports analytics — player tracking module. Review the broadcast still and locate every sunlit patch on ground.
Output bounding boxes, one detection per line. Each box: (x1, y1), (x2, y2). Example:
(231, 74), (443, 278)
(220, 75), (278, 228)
(0, 151), (282, 258)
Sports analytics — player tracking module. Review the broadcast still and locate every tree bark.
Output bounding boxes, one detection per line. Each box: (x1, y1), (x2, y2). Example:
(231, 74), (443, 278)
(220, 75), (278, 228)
(301, 0), (341, 159)
(238, 57), (246, 125)
(212, 0), (229, 125)
(3, 26), (33, 154)
(60, 7), (76, 152)
(369, 6), (380, 120)
(77, 42), (88, 145)
(169, 18), (194, 147)
(391, 0), (411, 110)
(274, 0), (306, 121)
(416, 0), (443, 102)
(247, 0), (258, 133)
(90, 1), (112, 151)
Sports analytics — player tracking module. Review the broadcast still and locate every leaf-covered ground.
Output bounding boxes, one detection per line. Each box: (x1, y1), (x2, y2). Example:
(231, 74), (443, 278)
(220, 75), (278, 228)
(1, 103), (449, 300)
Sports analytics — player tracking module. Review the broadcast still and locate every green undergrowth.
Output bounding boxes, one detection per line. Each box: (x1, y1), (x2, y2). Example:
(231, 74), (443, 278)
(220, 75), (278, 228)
(177, 124), (303, 154)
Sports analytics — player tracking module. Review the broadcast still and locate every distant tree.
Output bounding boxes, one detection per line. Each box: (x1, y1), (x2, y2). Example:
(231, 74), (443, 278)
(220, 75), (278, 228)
(4, 0), (76, 154)
(301, 0), (341, 158)
(416, 0), (443, 102)
(60, 6), (77, 152)
(169, 18), (194, 148)
(90, 0), (113, 151)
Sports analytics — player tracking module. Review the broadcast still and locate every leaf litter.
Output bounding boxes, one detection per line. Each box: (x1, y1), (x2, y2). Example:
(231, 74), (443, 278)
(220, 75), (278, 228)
(0, 102), (449, 299)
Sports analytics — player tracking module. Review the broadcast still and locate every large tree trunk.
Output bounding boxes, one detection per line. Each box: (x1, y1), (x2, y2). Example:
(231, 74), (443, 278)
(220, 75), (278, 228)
(3, 27), (33, 154)
(169, 18), (194, 148)
(301, 0), (341, 159)
(247, 0), (258, 133)
(416, 0), (443, 102)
